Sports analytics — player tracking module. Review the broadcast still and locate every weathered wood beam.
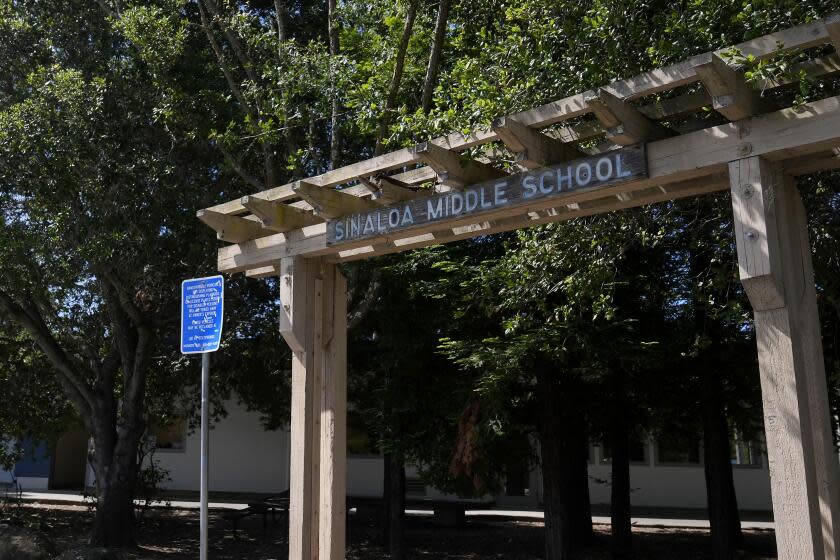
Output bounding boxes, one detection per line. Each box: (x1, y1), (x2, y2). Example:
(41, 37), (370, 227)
(491, 116), (584, 169)
(245, 265), (279, 278)
(197, 209), (267, 243)
(293, 180), (379, 219)
(410, 141), (504, 189)
(827, 12), (840, 52)
(694, 53), (766, 121)
(216, 93), (840, 273)
(785, 148), (840, 176)
(241, 195), (322, 232)
(330, 173), (729, 263)
(359, 176), (423, 204)
(584, 88), (671, 145)
(203, 16), (835, 217)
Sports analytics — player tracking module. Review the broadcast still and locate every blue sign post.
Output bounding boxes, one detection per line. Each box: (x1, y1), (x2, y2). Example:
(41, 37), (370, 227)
(180, 275), (224, 560)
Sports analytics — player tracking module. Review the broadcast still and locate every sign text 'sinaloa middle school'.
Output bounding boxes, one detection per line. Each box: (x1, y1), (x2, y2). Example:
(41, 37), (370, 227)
(327, 145), (647, 245)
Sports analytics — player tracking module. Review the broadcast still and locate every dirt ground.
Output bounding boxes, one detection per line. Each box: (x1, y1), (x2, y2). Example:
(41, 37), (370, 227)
(1, 502), (777, 559)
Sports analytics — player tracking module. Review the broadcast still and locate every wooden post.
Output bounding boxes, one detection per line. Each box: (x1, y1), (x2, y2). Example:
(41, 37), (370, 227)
(729, 157), (840, 559)
(281, 256), (347, 560)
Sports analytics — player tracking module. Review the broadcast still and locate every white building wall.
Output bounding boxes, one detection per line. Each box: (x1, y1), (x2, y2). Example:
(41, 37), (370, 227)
(140, 399), (773, 511)
(153, 398), (290, 494)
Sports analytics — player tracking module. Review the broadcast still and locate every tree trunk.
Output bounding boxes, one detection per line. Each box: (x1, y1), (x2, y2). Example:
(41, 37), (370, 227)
(382, 453), (405, 557)
(420, 0), (451, 113)
(702, 370), (742, 559)
(388, 456), (406, 558)
(374, 0), (419, 155)
(609, 408), (633, 557)
(536, 366), (589, 559)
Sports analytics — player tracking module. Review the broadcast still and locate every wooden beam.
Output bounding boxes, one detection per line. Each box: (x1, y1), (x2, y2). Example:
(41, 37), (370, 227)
(293, 180), (379, 219)
(317, 264), (347, 560)
(216, 94), (840, 273)
(359, 176), (423, 204)
(330, 173), (729, 263)
(196, 209), (267, 243)
(827, 12), (840, 52)
(410, 141), (504, 189)
(241, 195), (322, 232)
(284, 256), (321, 560)
(492, 116), (584, 169)
(584, 88), (671, 145)
(245, 265), (279, 278)
(694, 53), (766, 121)
(730, 158), (840, 559)
(786, 149), (840, 176)
(203, 16), (835, 217)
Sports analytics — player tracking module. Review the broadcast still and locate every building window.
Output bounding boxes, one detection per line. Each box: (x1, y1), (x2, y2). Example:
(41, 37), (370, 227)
(731, 437), (761, 467)
(655, 434), (701, 465)
(599, 436), (650, 466)
(151, 418), (186, 452)
(347, 411), (378, 456)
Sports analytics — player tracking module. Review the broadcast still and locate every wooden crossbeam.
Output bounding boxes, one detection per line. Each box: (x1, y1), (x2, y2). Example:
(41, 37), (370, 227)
(694, 53), (766, 121)
(584, 88), (671, 145)
(292, 180), (379, 219)
(827, 13), (840, 52)
(241, 195), (322, 232)
(203, 16), (836, 217)
(197, 209), (267, 243)
(359, 176), (423, 204)
(216, 93), (840, 273)
(410, 141), (505, 189)
(491, 116), (584, 169)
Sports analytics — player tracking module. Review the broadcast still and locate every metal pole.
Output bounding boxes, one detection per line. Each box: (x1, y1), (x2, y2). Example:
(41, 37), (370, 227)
(200, 352), (210, 560)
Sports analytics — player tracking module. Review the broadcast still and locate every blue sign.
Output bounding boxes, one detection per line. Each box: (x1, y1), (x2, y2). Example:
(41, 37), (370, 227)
(181, 275), (224, 354)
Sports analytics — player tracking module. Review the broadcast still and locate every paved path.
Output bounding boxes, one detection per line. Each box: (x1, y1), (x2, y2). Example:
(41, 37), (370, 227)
(18, 490), (775, 530)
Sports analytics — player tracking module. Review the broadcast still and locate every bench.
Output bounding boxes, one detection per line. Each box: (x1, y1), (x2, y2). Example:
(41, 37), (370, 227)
(227, 493), (289, 540)
(348, 495), (495, 527)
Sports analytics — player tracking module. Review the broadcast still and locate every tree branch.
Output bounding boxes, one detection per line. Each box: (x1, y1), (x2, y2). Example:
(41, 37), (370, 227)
(0, 288), (95, 418)
(218, 144), (266, 190)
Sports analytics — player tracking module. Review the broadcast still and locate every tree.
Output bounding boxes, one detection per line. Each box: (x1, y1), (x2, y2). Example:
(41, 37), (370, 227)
(0, 1), (289, 545)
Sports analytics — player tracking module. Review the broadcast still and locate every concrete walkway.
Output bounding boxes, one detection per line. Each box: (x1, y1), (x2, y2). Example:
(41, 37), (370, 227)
(16, 490), (775, 530)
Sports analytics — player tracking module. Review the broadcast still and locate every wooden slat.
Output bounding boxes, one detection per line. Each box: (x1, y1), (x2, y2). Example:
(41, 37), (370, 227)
(823, 12), (840, 52)
(196, 209), (267, 243)
(216, 93), (840, 272)
(293, 180), (379, 219)
(694, 53), (766, 121)
(410, 142), (504, 189)
(241, 195), (322, 232)
(203, 15), (836, 219)
(360, 176), (424, 204)
(785, 149), (840, 176)
(492, 116), (584, 169)
(584, 88), (671, 145)
(245, 265), (279, 279)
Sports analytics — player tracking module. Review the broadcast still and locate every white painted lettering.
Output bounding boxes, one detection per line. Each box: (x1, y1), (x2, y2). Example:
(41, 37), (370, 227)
(466, 190), (479, 212)
(494, 182), (508, 205)
(428, 198), (444, 220)
(363, 214), (375, 235)
(377, 211), (387, 233)
(556, 166), (573, 191)
(401, 205), (414, 225)
(539, 171), (554, 194)
(388, 208), (400, 228)
(451, 192), (464, 215)
(616, 153), (632, 177)
(350, 215), (361, 237)
(576, 162), (592, 186)
(335, 220), (345, 241)
(522, 175), (537, 198)
(480, 187), (492, 209)
(595, 157), (613, 181)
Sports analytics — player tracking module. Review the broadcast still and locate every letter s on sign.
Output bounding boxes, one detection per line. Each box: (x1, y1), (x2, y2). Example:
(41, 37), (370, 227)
(522, 175), (537, 198)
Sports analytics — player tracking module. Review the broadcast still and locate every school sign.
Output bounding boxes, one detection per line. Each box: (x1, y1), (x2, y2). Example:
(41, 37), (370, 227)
(327, 144), (647, 245)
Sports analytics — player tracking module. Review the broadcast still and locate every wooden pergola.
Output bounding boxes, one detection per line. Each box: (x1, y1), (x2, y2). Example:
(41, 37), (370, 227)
(200, 13), (840, 560)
